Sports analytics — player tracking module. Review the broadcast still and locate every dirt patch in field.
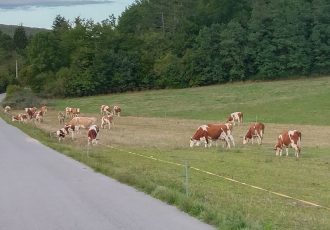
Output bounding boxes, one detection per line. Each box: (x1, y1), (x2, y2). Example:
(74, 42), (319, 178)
(10, 109), (329, 150)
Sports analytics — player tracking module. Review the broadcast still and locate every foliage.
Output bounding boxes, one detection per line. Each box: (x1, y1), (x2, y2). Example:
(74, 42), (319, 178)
(2, 85), (45, 109)
(1, 0), (330, 97)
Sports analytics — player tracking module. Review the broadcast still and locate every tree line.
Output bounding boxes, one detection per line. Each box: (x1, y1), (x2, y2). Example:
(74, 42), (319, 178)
(1, 0), (329, 97)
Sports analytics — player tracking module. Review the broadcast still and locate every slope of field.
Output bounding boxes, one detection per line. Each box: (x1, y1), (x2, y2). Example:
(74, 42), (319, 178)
(3, 77), (330, 229)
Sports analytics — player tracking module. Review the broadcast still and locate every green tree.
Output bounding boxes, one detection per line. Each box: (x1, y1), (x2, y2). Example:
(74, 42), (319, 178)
(13, 25), (28, 51)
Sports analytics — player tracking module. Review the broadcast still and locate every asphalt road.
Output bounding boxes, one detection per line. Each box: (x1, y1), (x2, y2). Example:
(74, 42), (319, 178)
(0, 117), (214, 230)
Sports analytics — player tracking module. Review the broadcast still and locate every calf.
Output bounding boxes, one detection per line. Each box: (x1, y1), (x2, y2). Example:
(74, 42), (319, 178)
(88, 125), (100, 145)
(243, 122), (265, 145)
(40, 105), (48, 115)
(274, 130), (302, 158)
(55, 124), (78, 142)
(112, 105), (121, 117)
(25, 107), (37, 119)
(34, 111), (44, 123)
(227, 112), (243, 126)
(190, 124), (232, 148)
(101, 114), (114, 129)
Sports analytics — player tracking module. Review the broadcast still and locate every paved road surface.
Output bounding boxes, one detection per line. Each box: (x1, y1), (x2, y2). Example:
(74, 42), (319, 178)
(0, 117), (214, 230)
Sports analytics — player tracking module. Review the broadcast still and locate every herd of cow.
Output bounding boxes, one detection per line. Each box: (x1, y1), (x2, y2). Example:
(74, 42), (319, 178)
(3, 106), (302, 157)
(4, 104), (121, 146)
(190, 112), (302, 158)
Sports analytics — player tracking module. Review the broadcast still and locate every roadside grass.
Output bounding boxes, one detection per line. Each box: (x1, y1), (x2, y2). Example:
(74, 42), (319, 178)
(2, 77), (330, 229)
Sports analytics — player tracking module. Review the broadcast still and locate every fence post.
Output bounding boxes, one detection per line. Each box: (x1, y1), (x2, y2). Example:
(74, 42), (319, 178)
(184, 160), (189, 197)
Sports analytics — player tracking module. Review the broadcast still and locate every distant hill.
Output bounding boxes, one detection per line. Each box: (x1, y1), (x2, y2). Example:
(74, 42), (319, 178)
(0, 24), (48, 37)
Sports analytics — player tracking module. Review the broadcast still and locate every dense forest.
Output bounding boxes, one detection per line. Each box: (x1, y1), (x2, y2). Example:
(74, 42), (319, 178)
(0, 0), (329, 97)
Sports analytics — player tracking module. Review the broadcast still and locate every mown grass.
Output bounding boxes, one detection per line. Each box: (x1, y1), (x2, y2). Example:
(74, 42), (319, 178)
(3, 77), (330, 229)
(52, 77), (330, 125)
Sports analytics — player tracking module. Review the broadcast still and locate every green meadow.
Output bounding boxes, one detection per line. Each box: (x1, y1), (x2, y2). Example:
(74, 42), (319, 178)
(3, 77), (330, 229)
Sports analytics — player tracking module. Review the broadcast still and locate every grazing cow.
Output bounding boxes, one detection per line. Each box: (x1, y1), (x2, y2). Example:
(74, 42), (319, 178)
(227, 112), (243, 126)
(40, 105), (48, 115)
(66, 116), (97, 129)
(25, 107), (37, 119)
(65, 107), (72, 117)
(88, 125), (100, 145)
(112, 105), (121, 117)
(101, 114), (114, 129)
(207, 123), (235, 148)
(243, 122), (265, 145)
(4, 105), (11, 113)
(34, 111), (44, 123)
(55, 124), (78, 142)
(274, 130), (302, 158)
(190, 124), (232, 148)
(58, 112), (65, 124)
(12, 114), (28, 123)
(100, 105), (111, 115)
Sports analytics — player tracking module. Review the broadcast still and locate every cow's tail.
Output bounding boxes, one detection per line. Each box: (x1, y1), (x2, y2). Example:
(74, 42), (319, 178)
(297, 131), (302, 147)
(241, 113), (243, 123)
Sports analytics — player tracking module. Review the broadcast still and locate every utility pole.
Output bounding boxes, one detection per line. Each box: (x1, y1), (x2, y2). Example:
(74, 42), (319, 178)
(16, 60), (18, 79)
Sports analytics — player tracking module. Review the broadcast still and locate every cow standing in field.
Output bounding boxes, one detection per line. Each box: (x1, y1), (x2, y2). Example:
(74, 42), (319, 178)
(88, 125), (100, 145)
(100, 105), (111, 115)
(190, 124), (232, 148)
(112, 105), (121, 117)
(66, 116), (97, 129)
(25, 107), (37, 119)
(4, 105), (11, 113)
(34, 111), (44, 123)
(101, 114), (114, 129)
(55, 124), (78, 142)
(227, 112), (243, 126)
(243, 122), (265, 145)
(274, 130), (302, 158)
(40, 105), (48, 115)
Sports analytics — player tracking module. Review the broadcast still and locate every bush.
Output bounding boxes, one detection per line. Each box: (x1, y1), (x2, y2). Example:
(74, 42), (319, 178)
(2, 85), (46, 109)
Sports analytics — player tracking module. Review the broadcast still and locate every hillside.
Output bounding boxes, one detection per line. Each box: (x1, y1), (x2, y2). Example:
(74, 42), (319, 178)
(3, 77), (330, 229)
(0, 24), (47, 37)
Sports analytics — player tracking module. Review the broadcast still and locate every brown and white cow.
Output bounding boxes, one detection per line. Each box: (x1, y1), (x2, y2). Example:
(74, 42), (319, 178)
(55, 124), (78, 142)
(66, 116), (97, 129)
(227, 112), (243, 126)
(190, 124), (232, 148)
(12, 114), (28, 123)
(112, 105), (121, 117)
(40, 105), (48, 115)
(88, 125), (100, 145)
(243, 122), (265, 145)
(25, 107), (37, 119)
(274, 130), (302, 158)
(34, 111), (44, 123)
(101, 114), (114, 129)
(100, 105), (111, 115)
(4, 105), (11, 113)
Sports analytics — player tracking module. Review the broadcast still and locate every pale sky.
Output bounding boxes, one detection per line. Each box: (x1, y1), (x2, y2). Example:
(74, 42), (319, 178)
(0, 0), (135, 29)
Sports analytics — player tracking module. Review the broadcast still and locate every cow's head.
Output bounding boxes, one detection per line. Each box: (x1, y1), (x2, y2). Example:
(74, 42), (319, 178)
(243, 137), (249, 145)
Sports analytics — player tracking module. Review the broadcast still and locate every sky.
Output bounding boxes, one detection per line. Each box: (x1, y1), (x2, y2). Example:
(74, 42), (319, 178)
(0, 0), (135, 29)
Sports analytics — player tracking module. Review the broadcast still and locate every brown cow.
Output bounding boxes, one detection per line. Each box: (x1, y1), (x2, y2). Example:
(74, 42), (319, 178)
(227, 112), (243, 126)
(65, 107), (80, 118)
(40, 105), (47, 115)
(34, 111), (44, 123)
(100, 105), (111, 115)
(25, 107), (37, 119)
(243, 122), (265, 145)
(101, 114), (114, 129)
(274, 130), (302, 158)
(88, 125), (100, 145)
(112, 105), (121, 117)
(190, 124), (232, 148)
(12, 114), (28, 123)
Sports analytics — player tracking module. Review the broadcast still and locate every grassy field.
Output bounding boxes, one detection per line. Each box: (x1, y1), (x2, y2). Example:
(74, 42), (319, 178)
(3, 77), (330, 229)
